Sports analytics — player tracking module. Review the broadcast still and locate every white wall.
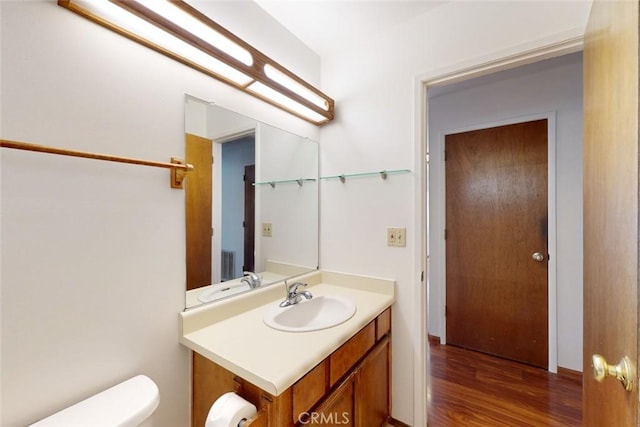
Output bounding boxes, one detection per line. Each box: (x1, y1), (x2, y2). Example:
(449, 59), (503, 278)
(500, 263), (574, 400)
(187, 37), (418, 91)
(257, 125), (319, 271)
(428, 52), (584, 371)
(319, 1), (591, 424)
(0, 2), (319, 426)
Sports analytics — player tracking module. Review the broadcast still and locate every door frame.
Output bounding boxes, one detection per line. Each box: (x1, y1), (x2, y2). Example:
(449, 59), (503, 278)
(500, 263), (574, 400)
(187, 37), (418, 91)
(439, 112), (558, 372)
(412, 32), (583, 426)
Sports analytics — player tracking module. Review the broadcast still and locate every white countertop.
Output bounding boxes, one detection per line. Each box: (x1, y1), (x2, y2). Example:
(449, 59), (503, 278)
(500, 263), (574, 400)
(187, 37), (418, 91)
(180, 270), (395, 396)
(185, 271), (289, 308)
(185, 261), (316, 309)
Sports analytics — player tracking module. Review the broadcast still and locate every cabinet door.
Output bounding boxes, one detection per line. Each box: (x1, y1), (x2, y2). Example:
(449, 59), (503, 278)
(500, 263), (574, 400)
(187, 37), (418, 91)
(355, 336), (390, 427)
(302, 374), (354, 426)
(293, 361), (328, 421)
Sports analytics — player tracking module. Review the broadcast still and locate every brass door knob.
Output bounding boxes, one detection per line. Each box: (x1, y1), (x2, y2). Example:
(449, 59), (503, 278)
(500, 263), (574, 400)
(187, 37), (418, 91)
(591, 353), (635, 391)
(532, 252), (545, 262)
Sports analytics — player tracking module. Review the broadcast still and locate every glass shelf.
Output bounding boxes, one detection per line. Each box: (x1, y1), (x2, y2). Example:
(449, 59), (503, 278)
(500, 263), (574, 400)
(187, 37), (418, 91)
(253, 178), (317, 188)
(320, 169), (411, 183)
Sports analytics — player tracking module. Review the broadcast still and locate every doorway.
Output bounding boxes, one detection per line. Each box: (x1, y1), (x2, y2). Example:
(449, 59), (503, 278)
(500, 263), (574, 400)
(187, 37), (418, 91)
(424, 50), (584, 419)
(220, 135), (256, 281)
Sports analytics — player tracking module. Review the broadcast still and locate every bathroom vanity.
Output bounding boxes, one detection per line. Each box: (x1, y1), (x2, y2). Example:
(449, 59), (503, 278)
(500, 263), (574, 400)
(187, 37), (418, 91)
(180, 270), (395, 426)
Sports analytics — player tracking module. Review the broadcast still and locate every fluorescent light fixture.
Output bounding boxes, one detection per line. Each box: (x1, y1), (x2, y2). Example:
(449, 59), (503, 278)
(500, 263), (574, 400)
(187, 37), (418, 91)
(264, 65), (329, 111)
(67, 0), (252, 86)
(136, 0), (253, 66)
(247, 81), (328, 124)
(58, 0), (335, 125)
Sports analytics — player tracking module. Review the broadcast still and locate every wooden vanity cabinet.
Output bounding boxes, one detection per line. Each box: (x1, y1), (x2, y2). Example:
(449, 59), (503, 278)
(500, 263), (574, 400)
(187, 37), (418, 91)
(192, 307), (391, 427)
(302, 336), (390, 427)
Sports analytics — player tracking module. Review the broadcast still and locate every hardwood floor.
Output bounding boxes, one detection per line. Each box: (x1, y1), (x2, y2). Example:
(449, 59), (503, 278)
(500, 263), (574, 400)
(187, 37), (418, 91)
(427, 339), (582, 426)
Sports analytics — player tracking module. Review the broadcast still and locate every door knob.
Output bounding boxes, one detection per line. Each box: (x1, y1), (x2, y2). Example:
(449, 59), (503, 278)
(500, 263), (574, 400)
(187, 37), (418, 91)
(591, 354), (635, 391)
(532, 252), (545, 262)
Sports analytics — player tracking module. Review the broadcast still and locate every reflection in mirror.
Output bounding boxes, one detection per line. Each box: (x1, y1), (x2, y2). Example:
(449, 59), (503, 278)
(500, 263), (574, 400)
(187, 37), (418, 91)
(184, 95), (319, 309)
(221, 133), (256, 279)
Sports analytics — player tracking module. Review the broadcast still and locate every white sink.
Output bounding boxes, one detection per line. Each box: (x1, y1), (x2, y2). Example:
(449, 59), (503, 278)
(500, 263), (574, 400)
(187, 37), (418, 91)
(198, 283), (251, 303)
(263, 295), (356, 332)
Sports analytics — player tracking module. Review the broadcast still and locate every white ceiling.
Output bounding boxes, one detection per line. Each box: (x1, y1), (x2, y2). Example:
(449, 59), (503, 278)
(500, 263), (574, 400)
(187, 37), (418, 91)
(254, 0), (446, 57)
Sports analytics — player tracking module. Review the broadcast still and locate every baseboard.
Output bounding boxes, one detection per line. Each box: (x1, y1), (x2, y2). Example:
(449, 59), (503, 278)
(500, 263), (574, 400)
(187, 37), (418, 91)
(557, 366), (582, 384)
(386, 416), (412, 427)
(427, 334), (440, 344)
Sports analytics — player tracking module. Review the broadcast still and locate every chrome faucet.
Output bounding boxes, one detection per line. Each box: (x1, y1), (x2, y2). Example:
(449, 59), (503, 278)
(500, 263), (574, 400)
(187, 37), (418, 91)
(241, 271), (262, 289)
(279, 281), (313, 307)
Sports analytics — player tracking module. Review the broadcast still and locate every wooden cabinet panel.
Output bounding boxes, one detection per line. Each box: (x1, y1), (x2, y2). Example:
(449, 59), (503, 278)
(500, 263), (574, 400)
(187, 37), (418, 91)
(355, 336), (390, 427)
(293, 360), (328, 421)
(304, 374), (355, 426)
(240, 381), (292, 427)
(244, 407), (269, 427)
(330, 321), (375, 386)
(192, 352), (237, 427)
(192, 353), (290, 427)
(376, 308), (391, 340)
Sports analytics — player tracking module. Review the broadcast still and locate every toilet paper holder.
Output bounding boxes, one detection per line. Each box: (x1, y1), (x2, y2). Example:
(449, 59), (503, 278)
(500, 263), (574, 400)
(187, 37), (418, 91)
(205, 392), (258, 427)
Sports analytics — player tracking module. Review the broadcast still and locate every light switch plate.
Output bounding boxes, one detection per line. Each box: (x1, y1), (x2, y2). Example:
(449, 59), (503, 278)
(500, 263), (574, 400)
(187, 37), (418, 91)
(387, 227), (406, 247)
(262, 223), (272, 237)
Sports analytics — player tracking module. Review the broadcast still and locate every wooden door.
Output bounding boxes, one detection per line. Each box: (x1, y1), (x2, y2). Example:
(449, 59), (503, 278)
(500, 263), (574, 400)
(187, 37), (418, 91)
(583, 0), (639, 424)
(445, 119), (548, 368)
(186, 133), (212, 291)
(243, 164), (255, 272)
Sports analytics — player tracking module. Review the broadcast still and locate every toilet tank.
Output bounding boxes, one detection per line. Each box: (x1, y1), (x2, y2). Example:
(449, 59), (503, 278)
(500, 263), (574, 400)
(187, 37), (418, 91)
(29, 375), (160, 427)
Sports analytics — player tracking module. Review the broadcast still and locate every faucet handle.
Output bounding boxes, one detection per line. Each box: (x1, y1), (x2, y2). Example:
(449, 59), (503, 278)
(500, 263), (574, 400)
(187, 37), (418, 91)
(289, 282), (307, 294)
(241, 271), (261, 288)
(279, 282), (311, 307)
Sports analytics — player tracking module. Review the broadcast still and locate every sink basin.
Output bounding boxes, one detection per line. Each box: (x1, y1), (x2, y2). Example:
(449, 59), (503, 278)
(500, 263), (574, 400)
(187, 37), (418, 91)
(263, 295), (356, 332)
(198, 283), (251, 303)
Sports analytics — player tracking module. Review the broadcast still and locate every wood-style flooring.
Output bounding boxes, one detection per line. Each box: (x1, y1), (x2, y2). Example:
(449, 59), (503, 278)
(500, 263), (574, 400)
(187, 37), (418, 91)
(427, 339), (582, 426)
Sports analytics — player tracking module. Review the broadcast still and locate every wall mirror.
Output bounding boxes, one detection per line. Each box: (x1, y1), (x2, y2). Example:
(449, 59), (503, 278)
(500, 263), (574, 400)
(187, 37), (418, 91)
(184, 95), (319, 309)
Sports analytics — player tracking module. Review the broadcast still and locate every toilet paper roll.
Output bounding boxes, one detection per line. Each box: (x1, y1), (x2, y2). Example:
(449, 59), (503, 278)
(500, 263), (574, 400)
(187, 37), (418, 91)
(205, 392), (257, 427)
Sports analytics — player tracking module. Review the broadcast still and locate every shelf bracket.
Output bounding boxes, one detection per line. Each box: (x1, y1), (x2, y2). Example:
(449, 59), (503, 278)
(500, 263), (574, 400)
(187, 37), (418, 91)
(171, 158), (189, 189)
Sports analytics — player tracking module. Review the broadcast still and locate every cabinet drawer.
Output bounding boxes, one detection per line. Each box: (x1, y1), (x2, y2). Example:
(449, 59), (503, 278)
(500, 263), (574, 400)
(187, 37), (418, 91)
(329, 321), (375, 386)
(293, 360), (327, 420)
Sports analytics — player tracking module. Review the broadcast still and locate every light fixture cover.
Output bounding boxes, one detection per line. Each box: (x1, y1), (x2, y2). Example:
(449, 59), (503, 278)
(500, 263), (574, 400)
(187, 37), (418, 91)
(58, 0), (335, 125)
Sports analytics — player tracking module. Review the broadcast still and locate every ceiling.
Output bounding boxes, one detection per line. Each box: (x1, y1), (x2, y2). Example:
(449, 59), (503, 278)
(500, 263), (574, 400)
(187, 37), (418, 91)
(254, 0), (446, 57)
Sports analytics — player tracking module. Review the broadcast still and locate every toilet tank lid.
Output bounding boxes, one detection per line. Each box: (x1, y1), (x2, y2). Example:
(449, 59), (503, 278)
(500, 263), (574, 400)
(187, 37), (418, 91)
(29, 375), (160, 427)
